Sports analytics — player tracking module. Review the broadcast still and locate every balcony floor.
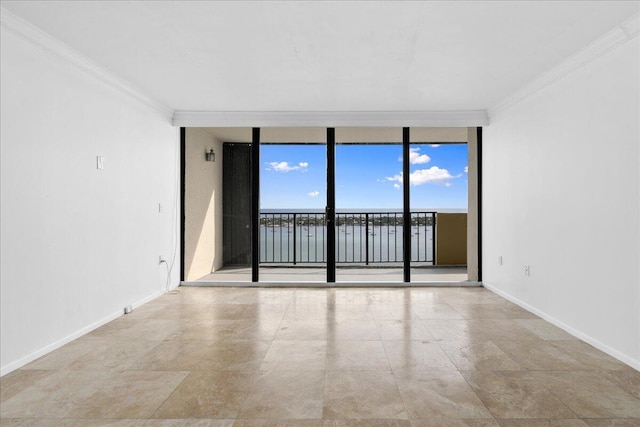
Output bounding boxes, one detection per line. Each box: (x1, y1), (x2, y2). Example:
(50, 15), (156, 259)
(193, 266), (469, 284)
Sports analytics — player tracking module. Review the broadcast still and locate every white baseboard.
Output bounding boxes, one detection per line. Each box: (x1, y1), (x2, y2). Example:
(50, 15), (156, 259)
(482, 281), (640, 372)
(0, 289), (166, 377)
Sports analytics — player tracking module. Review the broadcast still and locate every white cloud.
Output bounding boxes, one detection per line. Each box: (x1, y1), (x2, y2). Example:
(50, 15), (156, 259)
(398, 148), (431, 165)
(386, 166), (457, 187)
(464, 166), (468, 173)
(410, 148), (431, 164)
(307, 191), (320, 197)
(266, 161), (308, 172)
(430, 144), (440, 148)
(393, 183), (401, 189)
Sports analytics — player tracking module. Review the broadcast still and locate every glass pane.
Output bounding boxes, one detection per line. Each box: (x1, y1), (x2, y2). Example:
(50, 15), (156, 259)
(259, 128), (326, 283)
(335, 127), (403, 283)
(410, 128), (468, 282)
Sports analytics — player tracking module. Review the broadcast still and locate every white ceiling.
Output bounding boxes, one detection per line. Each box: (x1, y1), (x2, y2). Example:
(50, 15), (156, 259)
(1, 1), (638, 113)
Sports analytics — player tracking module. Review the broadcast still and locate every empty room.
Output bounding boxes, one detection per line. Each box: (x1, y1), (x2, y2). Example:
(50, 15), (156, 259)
(1, 1), (639, 426)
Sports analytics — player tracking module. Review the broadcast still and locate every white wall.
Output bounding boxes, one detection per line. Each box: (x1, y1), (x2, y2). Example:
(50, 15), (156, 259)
(483, 37), (639, 369)
(184, 128), (223, 280)
(0, 27), (180, 375)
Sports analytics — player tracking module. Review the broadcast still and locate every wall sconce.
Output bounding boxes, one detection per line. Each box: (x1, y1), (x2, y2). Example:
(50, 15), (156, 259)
(205, 148), (216, 162)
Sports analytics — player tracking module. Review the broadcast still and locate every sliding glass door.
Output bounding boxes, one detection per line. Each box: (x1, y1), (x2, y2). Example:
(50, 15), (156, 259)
(410, 129), (469, 282)
(259, 128), (327, 283)
(334, 128), (404, 283)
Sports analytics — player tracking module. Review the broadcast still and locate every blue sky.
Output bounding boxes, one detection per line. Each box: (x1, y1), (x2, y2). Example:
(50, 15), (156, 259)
(260, 143), (468, 210)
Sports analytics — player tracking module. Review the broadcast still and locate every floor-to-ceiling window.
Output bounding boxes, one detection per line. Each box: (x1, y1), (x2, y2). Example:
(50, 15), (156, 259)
(335, 128), (404, 283)
(259, 128), (327, 283)
(410, 128), (469, 282)
(184, 126), (475, 285)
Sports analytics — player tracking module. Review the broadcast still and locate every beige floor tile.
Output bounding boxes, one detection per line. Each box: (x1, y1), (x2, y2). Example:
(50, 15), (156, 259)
(226, 318), (282, 340)
(79, 320), (134, 340)
(374, 319), (434, 341)
(164, 318), (238, 341)
(383, 340), (457, 372)
(460, 371), (576, 419)
(284, 300), (335, 320)
(326, 340), (390, 371)
(497, 420), (589, 426)
(207, 304), (266, 320)
(238, 370), (324, 419)
(411, 303), (465, 320)
(124, 340), (212, 370)
(330, 290), (376, 305)
(513, 320), (577, 341)
(584, 420), (640, 427)
(324, 421), (412, 426)
(328, 319), (380, 340)
(492, 340), (583, 371)
(604, 369), (640, 399)
(283, 303), (330, 320)
(65, 371), (188, 419)
(437, 290), (505, 306)
(154, 370), (256, 419)
(323, 370), (408, 419)
(548, 341), (629, 371)
(233, 420), (322, 427)
(469, 320), (543, 342)
(369, 304), (420, 320)
(121, 319), (182, 341)
(261, 340), (326, 371)
(409, 419), (500, 427)
(0, 370), (112, 418)
(447, 303), (538, 320)
(166, 319), (279, 341)
(0, 370), (55, 403)
(395, 370), (492, 419)
(146, 303), (222, 321)
(24, 342), (99, 371)
(255, 289), (296, 305)
(329, 304), (374, 321)
(145, 420), (234, 427)
(0, 420), (143, 427)
(197, 340), (272, 370)
(423, 319), (479, 342)
(529, 371), (640, 418)
(438, 341), (522, 371)
(276, 320), (328, 340)
(67, 340), (162, 371)
(208, 290), (261, 305)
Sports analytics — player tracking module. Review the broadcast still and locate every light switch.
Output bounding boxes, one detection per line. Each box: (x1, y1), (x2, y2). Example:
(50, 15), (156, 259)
(97, 156), (104, 170)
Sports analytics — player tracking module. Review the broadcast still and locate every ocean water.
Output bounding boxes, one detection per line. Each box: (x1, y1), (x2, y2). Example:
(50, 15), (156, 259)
(259, 224), (434, 264)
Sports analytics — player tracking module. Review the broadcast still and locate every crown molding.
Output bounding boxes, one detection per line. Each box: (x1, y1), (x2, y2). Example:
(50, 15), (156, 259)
(172, 110), (489, 128)
(489, 13), (640, 118)
(0, 7), (173, 119)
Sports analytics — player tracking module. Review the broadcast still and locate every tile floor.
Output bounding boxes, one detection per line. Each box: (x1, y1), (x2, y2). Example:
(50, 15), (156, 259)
(1, 286), (640, 427)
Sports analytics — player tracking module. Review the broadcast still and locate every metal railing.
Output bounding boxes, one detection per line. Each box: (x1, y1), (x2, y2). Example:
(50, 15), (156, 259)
(259, 211), (436, 265)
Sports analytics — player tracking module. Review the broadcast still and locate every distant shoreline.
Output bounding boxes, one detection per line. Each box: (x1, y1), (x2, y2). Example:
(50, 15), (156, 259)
(260, 208), (468, 214)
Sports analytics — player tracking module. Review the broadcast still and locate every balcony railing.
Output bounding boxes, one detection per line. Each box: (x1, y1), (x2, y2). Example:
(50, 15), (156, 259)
(259, 211), (435, 265)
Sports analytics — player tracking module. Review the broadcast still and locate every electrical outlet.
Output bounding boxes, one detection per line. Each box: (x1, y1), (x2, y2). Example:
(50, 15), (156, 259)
(524, 265), (530, 276)
(498, 256), (503, 266)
